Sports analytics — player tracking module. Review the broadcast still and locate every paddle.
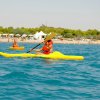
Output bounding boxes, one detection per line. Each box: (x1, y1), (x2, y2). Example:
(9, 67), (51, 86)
(26, 33), (56, 53)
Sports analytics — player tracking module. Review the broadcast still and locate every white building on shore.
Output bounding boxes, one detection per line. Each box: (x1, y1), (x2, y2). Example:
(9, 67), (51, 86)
(34, 31), (47, 40)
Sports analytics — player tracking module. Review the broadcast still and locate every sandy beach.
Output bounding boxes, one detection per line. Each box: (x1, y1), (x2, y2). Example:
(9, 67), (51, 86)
(0, 38), (100, 44)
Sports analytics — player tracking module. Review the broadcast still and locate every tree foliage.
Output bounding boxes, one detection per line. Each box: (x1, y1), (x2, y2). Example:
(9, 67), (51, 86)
(0, 25), (100, 40)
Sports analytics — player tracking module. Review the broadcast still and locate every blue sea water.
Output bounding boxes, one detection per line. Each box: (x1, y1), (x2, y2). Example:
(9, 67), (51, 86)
(0, 42), (100, 100)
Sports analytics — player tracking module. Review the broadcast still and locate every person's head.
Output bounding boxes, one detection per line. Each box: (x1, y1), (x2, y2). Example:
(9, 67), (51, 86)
(45, 40), (53, 45)
(47, 40), (52, 42)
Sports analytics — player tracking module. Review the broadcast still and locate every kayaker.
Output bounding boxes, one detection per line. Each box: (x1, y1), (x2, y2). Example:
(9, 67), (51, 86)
(35, 39), (53, 54)
(12, 35), (19, 47)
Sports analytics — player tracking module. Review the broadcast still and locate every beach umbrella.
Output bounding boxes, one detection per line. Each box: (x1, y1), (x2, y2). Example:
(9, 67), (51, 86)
(16, 34), (21, 37)
(22, 34), (27, 37)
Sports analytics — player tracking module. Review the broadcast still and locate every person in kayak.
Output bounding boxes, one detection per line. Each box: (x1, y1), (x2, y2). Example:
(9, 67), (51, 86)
(12, 35), (19, 47)
(35, 39), (53, 54)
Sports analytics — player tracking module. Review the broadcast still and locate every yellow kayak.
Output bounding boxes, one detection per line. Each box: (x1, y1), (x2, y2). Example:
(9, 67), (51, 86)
(9, 46), (24, 50)
(0, 51), (84, 60)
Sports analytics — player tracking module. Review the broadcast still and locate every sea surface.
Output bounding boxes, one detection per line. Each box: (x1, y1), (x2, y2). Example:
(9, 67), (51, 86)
(0, 42), (100, 100)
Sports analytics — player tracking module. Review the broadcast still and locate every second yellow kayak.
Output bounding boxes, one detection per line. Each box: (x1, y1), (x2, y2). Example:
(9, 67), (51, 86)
(9, 46), (24, 50)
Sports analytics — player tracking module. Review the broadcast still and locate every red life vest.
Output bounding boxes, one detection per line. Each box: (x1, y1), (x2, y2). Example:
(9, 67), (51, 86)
(42, 45), (50, 54)
(42, 40), (53, 54)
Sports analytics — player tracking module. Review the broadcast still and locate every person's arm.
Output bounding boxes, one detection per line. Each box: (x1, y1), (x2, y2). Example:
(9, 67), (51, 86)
(34, 48), (42, 52)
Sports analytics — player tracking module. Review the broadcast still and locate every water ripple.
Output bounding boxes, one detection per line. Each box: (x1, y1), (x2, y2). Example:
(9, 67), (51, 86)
(0, 43), (100, 99)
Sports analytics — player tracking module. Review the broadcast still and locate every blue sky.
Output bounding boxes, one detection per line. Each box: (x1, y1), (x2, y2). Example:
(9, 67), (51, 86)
(0, 0), (100, 30)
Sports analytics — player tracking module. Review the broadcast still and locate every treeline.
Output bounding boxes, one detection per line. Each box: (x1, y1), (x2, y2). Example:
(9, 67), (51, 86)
(0, 25), (100, 40)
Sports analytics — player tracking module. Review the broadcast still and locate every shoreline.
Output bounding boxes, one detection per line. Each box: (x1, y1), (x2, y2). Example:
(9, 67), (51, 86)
(0, 38), (100, 44)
